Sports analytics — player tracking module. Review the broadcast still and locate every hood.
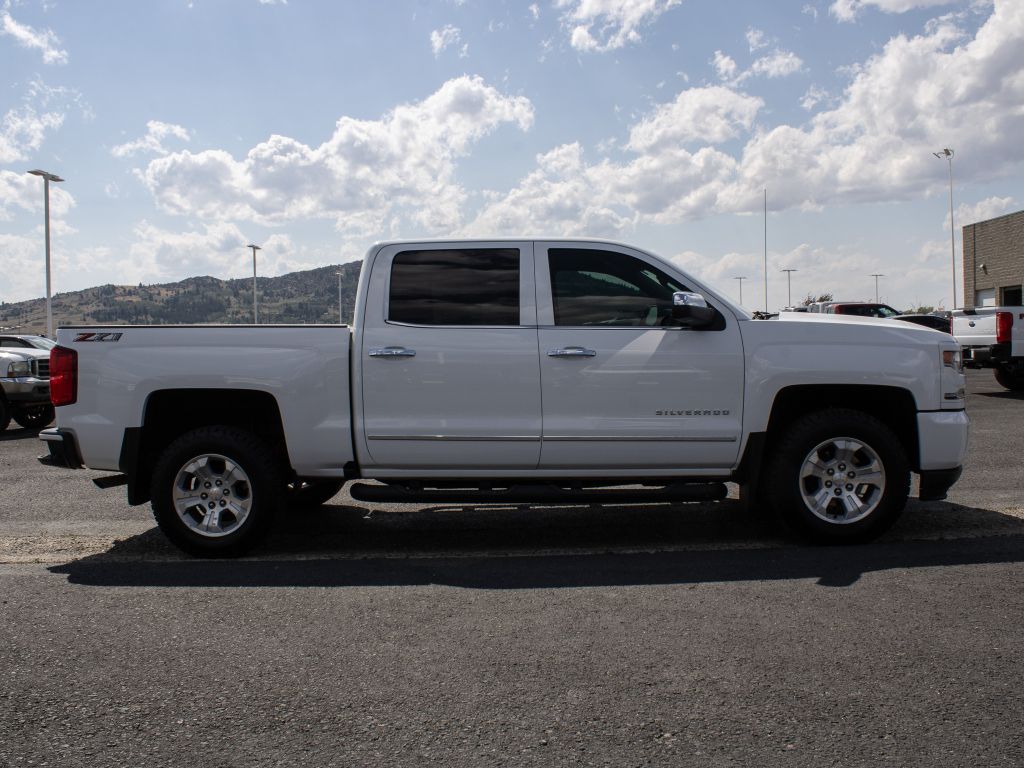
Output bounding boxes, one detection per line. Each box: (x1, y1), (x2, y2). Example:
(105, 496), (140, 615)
(0, 347), (49, 362)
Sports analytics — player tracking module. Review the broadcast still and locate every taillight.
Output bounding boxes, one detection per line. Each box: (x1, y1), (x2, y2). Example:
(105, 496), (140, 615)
(996, 311), (1012, 344)
(50, 346), (77, 406)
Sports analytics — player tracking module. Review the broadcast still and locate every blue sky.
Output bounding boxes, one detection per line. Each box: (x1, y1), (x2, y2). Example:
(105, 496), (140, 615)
(1, 0), (1021, 311)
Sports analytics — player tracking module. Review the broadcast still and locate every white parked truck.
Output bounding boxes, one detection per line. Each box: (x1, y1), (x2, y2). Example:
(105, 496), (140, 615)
(40, 239), (969, 555)
(952, 306), (1024, 391)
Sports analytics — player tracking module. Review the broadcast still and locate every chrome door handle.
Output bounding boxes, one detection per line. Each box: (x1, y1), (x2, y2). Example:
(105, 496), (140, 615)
(547, 346), (597, 358)
(369, 346), (416, 358)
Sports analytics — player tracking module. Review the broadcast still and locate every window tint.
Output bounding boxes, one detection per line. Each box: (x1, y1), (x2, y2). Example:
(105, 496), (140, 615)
(549, 248), (689, 327)
(389, 249), (520, 326)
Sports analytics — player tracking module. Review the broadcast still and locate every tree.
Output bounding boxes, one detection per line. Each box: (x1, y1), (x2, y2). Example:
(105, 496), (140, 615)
(801, 293), (833, 306)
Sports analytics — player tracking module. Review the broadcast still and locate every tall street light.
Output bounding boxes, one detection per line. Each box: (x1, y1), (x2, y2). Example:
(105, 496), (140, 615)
(870, 273), (884, 303)
(932, 148), (957, 309)
(780, 268), (797, 307)
(27, 169), (64, 338)
(734, 276), (747, 305)
(247, 244), (261, 324)
(336, 270), (345, 324)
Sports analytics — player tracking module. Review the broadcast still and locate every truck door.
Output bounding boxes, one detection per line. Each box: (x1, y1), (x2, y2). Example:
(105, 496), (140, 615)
(357, 242), (542, 471)
(535, 243), (744, 472)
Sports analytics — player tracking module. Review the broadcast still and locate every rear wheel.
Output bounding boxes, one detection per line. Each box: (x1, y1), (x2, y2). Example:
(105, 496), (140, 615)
(12, 404), (55, 429)
(150, 426), (283, 557)
(0, 400), (10, 431)
(765, 408), (910, 543)
(993, 367), (1024, 392)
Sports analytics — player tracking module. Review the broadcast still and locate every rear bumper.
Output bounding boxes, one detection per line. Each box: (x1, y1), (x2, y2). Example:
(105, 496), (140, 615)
(38, 427), (83, 469)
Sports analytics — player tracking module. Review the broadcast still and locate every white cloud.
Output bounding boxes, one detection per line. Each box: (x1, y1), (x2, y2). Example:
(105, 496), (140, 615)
(746, 27), (768, 51)
(800, 85), (830, 111)
(744, 49), (804, 80)
(556, 0), (682, 52)
(111, 120), (191, 158)
(949, 195), (1016, 229)
(712, 50), (737, 80)
(0, 105), (64, 163)
(0, 9), (67, 64)
(627, 86), (763, 150)
(430, 24), (462, 56)
(124, 221), (249, 282)
(138, 76), (534, 234)
(830, 0), (958, 22)
(465, 0), (1024, 237)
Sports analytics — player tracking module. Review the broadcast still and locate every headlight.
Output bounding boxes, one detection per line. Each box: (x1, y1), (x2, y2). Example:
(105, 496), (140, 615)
(942, 348), (962, 372)
(6, 361), (32, 377)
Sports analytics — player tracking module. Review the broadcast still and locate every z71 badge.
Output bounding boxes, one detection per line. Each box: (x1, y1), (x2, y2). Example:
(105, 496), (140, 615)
(73, 332), (123, 342)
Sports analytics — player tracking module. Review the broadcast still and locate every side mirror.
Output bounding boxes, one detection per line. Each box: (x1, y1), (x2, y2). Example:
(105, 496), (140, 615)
(671, 292), (717, 328)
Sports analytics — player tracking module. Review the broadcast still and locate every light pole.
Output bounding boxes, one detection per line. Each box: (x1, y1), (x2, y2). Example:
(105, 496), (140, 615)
(932, 148), (957, 309)
(780, 268), (797, 307)
(247, 244), (261, 324)
(870, 273), (884, 303)
(27, 169), (64, 338)
(734, 276), (747, 305)
(336, 270), (344, 324)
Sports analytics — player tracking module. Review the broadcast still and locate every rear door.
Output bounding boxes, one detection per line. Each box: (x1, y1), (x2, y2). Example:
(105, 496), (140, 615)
(357, 242), (542, 471)
(535, 243), (744, 472)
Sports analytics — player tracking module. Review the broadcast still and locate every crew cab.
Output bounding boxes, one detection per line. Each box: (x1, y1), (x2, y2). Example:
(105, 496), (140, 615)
(952, 306), (1024, 390)
(40, 239), (969, 556)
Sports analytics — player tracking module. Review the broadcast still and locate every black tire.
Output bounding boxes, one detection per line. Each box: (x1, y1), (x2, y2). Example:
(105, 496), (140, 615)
(993, 368), (1024, 392)
(287, 479), (345, 509)
(765, 408), (910, 543)
(150, 425), (284, 557)
(0, 399), (10, 432)
(12, 404), (55, 430)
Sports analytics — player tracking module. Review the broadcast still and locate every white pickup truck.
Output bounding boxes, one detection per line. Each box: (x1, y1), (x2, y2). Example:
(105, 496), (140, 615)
(40, 239), (969, 556)
(952, 306), (1024, 391)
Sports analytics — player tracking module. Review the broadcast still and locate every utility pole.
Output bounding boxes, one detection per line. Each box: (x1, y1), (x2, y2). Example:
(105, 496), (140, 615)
(781, 268), (797, 307)
(763, 188), (768, 313)
(932, 148), (957, 309)
(247, 244), (261, 324)
(336, 270), (345, 324)
(27, 169), (64, 338)
(734, 276), (747, 306)
(871, 273), (884, 303)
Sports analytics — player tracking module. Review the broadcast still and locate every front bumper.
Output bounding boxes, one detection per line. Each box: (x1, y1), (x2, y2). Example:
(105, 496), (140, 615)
(919, 466), (963, 502)
(1, 377), (50, 403)
(917, 410), (969, 471)
(38, 427), (83, 469)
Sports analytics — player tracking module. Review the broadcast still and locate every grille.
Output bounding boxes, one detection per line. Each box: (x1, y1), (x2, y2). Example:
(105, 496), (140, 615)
(35, 359), (49, 379)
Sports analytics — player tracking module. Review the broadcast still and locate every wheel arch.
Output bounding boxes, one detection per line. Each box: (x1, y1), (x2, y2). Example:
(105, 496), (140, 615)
(736, 384), (920, 504)
(122, 388), (288, 505)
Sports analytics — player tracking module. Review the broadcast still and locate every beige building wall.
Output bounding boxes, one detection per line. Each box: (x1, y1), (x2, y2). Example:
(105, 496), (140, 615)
(962, 210), (1024, 308)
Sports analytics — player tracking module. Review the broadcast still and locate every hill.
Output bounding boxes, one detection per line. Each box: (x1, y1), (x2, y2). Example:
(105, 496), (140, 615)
(0, 262), (362, 334)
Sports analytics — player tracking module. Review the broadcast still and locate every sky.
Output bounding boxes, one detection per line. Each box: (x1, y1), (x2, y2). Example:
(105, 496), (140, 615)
(1, 0), (1022, 312)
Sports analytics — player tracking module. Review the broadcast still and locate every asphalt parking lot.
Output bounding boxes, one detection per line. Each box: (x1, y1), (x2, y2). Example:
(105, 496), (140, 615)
(1, 369), (1022, 766)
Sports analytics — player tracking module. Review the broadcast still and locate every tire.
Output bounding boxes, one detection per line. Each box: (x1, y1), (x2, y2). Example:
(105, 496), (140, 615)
(287, 479), (345, 509)
(150, 425), (284, 557)
(765, 408), (910, 543)
(0, 399), (10, 432)
(993, 368), (1024, 392)
(12, 404), (55, 430)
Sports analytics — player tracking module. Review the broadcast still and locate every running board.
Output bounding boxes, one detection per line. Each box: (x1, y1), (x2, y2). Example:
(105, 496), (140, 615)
(348, 482), (728, 505)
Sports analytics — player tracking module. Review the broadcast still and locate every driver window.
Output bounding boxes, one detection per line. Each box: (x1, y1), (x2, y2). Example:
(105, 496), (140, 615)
(549, 248), (689, 327)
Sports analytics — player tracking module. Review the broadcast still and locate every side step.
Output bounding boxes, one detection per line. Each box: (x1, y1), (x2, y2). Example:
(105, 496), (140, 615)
(349, 482), (728, 505)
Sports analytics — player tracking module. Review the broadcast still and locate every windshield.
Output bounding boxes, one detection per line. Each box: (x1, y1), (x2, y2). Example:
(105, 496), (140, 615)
(26, 337), (57, 350)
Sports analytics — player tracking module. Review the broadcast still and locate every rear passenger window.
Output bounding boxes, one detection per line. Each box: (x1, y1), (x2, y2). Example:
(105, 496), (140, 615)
(389, 249), (520, 326)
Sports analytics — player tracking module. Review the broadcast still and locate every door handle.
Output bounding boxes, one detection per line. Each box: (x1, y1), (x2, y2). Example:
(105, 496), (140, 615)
(369, 346), (416, 358)
(547, 346), (597, 358)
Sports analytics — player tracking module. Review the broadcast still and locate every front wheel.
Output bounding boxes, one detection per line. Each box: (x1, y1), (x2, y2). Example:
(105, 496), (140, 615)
(150, 426), (284, 557)
(12, 404), (55, 430)
(765, 408), (910, 543)
(993, 367), (1024, 392)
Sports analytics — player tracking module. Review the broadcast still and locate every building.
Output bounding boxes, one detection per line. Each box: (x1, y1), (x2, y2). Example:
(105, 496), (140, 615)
(962, 209), (1024, 308)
